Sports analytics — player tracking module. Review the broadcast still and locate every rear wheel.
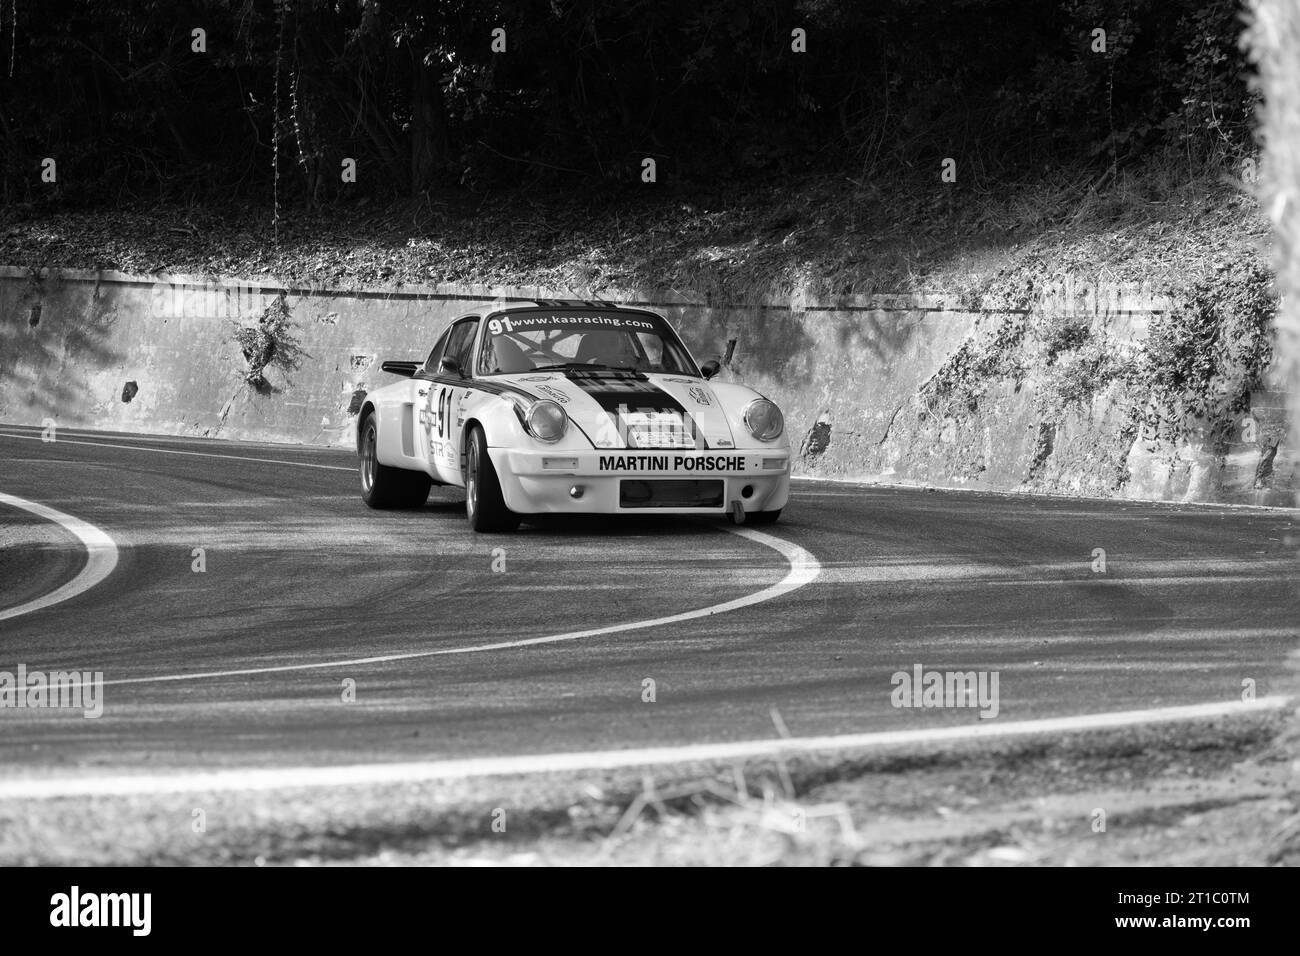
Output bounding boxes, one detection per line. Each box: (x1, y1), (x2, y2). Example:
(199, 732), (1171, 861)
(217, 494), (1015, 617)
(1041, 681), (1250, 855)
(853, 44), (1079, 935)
(359, 413), (431, 509)
(465, 426), (520, 532)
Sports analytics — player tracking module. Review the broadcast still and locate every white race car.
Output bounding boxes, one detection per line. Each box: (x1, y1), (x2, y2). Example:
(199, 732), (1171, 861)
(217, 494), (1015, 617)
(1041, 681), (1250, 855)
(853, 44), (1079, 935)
(355, 300), (790, 532)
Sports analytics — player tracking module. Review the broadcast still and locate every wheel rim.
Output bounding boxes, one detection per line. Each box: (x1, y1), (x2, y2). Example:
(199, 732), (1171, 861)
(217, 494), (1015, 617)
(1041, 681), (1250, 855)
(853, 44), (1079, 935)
(361, 425), (376, 493)
(466, 435), (479, 519)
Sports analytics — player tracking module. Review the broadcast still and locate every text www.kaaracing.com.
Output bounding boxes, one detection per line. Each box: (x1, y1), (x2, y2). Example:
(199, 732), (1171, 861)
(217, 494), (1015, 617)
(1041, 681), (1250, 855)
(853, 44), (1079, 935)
(1114, 916), (1250, 930)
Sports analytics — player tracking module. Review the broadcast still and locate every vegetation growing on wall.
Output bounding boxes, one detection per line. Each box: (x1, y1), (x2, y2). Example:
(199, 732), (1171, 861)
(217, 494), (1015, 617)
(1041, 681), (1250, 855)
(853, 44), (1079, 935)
(1136, 259), (1275, 448)
(920, 254), (1276, 487)
(921, 314), (1028, 417)
(232, 291), (304, 390)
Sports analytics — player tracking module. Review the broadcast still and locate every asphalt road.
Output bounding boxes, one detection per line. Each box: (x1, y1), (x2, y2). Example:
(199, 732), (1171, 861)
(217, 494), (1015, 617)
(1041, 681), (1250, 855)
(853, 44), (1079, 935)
(1, 423), (1297, 773)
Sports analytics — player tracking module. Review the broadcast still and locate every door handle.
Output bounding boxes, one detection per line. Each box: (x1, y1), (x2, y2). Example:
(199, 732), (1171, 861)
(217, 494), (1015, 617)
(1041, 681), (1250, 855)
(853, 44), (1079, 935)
(417, 388), (429, 396)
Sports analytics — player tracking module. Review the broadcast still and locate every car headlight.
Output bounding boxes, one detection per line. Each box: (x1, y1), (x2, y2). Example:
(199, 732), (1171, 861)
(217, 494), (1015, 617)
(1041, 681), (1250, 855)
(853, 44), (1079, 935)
(525, 400), (568, 442)
(743, 398), (784, 442)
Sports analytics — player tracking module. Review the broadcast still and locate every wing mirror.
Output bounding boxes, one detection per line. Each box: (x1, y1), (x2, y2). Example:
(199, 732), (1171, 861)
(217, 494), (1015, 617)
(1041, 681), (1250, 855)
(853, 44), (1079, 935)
(380, 360), (419, 377)
(700, 359), (721, 380)
(440, 356), (463, 377)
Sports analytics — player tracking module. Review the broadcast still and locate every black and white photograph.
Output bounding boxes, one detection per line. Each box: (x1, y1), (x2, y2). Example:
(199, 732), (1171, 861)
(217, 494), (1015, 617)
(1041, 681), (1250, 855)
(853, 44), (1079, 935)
(0, 0), (1298, 914)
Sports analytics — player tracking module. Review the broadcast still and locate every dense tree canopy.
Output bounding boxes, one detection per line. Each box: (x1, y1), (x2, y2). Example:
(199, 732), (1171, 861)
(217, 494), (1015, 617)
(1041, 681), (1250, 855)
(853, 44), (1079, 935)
(0, 0), (1256, 207)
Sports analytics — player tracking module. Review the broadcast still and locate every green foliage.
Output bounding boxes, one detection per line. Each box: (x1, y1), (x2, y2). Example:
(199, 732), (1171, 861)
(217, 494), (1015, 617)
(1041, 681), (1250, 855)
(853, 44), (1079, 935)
(1137, 259), (1275, 446)
(1042, 321), (1093, 364)
(1034, 330), (1131, 415)
(233, 292), (304, 389)
(923, 314), (1027, 414)
(924, 309), (1126, 422)
(923, 255), (1276, 467)
(0, 0), (1261, 205)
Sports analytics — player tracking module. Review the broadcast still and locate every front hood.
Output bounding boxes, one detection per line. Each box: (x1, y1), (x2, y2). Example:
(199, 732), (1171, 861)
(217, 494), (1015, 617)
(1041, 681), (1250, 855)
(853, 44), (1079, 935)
(494, 370), (738, 450)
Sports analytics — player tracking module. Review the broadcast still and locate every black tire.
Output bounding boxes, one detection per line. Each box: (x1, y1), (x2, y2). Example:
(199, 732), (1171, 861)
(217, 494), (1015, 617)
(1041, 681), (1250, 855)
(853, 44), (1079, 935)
(359, 413), (431, 509)
(465, 426), (520, 532)
(745, 508), (782, 525)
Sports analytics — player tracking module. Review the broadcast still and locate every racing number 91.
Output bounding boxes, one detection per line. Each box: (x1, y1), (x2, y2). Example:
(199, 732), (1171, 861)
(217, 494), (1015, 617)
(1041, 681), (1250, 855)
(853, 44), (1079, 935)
(487, 317), (514, 334)
(435, 387), (454, 439)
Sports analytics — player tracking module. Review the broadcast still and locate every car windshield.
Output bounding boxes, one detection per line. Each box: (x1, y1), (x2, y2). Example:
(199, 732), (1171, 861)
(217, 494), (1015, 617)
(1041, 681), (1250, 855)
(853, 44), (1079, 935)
(476, 310), (698, 376)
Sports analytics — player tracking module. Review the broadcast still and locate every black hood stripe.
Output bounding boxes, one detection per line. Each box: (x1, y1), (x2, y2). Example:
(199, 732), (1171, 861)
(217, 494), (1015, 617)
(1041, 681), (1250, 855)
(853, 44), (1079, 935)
(564, 372), (704, 450)
(565, 374), (688, 415)
(448, 373), (703, 450)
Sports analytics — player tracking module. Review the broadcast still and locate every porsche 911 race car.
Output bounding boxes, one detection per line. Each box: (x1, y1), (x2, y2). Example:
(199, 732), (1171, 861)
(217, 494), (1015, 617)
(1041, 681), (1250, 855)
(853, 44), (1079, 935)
(355, 300), (790, 532)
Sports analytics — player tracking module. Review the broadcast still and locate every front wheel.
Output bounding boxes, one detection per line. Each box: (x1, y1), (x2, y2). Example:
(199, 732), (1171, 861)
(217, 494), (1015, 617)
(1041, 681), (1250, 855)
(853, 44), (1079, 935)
(359, 413), (432, 509)
(465, 426), (520, 532)
(739, 508), (782, 525)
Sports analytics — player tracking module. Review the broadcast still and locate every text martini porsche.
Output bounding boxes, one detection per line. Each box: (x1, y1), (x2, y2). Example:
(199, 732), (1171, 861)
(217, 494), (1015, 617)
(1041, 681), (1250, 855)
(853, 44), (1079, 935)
(356, 302), (790, 531)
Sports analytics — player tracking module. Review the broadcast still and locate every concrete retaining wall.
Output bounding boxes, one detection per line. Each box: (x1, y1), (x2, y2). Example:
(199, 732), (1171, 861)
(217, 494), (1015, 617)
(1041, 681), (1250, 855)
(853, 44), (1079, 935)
(1, 266), (1294, 505)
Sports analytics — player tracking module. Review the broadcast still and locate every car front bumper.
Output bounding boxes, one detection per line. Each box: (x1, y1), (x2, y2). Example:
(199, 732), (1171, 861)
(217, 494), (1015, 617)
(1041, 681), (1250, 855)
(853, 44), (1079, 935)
(489, 448), (791, 515)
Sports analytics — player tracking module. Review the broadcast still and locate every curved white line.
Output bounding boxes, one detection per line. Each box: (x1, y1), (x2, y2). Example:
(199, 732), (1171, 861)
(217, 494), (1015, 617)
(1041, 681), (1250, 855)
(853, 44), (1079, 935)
(0, 492), (120, 622)
(97, 525), (820, 687)
(0, 696), (1286, 799)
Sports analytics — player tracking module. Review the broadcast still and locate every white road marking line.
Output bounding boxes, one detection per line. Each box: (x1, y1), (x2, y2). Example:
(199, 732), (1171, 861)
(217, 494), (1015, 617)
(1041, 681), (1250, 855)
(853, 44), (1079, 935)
(2, 424), (334, 449)
(0, 493), (120, 622)
(0, 696), (1287, 799)
(90, 526), (820, 687)
(790, 475), (1300, 512)
(0, 431), (354, 471)
(4, 428), (1289, 802)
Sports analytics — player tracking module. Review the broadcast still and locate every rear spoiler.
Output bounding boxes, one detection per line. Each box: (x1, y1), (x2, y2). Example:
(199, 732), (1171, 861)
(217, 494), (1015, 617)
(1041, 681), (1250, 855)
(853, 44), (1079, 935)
(380, 361), (420, 377)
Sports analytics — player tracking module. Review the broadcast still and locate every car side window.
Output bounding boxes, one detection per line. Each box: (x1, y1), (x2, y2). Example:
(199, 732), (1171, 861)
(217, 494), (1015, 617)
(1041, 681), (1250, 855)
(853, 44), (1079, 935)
(423, 327), (451, 375)
(445, 318), (480, 376)
(434, 322), (471, 376)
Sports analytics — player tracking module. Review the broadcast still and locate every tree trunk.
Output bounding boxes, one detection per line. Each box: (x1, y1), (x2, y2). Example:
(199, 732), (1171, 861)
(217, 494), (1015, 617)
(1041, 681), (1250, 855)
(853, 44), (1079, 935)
(409, 45), (449, 196)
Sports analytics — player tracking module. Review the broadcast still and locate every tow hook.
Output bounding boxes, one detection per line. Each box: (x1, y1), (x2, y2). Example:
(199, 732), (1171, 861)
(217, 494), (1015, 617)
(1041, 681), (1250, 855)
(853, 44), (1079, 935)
(729, 499), (745, 524)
